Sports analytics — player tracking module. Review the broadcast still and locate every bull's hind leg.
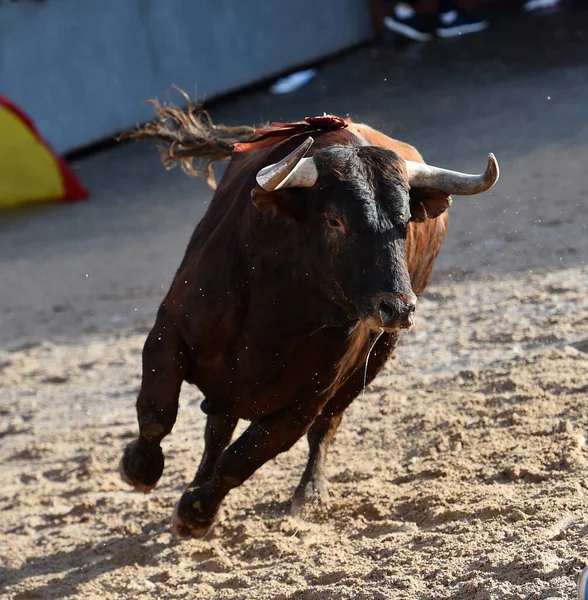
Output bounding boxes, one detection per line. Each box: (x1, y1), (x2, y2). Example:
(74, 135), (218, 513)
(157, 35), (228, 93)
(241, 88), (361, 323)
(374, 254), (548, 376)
(292, 333), (395, 516)
(190, 415), (239, 487)
(171, 398), (325, 538)
(120, 316), (187, 492)
(291, 399), (348, 516)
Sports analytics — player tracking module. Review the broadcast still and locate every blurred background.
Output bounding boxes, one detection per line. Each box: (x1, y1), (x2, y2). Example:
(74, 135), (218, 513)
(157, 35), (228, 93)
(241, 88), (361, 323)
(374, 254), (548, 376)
(1, 0), (586, 342)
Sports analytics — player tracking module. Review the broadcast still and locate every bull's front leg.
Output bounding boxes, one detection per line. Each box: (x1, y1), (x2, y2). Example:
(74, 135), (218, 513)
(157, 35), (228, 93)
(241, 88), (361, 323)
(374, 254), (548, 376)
(119, 314), (187, 492)
(171, 398), (325, 538)
(291, 410), (344, 516)
(292, 332), (395, 516)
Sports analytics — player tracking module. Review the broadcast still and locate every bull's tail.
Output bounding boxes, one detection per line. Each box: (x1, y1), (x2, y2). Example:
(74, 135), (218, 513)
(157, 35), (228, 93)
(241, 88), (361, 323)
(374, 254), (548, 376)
(120, 88), (256, 189)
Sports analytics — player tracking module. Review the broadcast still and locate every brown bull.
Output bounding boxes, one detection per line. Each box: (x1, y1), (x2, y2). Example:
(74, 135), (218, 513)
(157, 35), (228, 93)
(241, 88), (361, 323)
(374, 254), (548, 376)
(119, 104), (499, 538)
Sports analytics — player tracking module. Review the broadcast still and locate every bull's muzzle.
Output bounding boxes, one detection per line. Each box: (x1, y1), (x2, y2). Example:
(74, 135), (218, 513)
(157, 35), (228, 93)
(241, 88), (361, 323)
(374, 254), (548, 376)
(377, 294), (417, 330)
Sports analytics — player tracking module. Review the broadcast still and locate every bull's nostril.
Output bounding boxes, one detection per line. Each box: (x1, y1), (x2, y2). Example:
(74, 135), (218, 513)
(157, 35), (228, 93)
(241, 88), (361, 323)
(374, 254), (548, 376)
(378, 296), (417, 329)
(379, 301), (396, 321)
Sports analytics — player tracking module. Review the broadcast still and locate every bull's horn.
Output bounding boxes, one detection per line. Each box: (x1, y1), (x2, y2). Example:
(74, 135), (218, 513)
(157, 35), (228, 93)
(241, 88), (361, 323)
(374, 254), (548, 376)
(256, 137), (318, 191)
(405, 153), (499, 196)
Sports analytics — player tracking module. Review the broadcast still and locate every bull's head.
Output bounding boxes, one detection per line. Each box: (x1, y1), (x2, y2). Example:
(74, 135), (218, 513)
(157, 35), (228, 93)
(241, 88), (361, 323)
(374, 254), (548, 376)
(251, 137), (499, 332)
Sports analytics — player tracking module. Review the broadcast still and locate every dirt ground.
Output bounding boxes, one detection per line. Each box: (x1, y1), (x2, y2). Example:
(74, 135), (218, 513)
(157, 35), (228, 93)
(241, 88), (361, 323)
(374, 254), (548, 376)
(1, 8), (588, 600)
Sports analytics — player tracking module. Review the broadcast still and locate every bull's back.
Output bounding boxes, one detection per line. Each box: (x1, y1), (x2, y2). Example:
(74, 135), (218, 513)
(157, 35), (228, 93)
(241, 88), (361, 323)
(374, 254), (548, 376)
(168, 122), (447, 415)
(346, 122), (426, 163)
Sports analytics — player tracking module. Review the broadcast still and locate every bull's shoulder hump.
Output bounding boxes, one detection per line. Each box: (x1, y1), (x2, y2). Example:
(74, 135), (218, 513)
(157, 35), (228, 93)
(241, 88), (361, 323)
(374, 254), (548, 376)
(346, 122), (424, 163)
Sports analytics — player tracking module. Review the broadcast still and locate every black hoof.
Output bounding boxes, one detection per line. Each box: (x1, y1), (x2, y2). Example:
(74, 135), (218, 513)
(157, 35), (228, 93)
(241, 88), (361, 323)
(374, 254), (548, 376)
(171, 488), (217, 539)
(291, 478), (330, 518)
(119, 438), (164, 493)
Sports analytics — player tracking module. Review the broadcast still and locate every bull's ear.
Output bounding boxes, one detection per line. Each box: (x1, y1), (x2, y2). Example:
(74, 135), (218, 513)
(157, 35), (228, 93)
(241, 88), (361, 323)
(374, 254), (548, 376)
(409, 187), (452, 222)
(251, 187), (307, 221)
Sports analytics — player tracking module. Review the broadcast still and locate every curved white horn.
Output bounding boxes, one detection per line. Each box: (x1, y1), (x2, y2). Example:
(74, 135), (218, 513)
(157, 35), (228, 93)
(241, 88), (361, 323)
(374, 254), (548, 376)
(256, 137), (318, 191)
(405, 153), (499, 196)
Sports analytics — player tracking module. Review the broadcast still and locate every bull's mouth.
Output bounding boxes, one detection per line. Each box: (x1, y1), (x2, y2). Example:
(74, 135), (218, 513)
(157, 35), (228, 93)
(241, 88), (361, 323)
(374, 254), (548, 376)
(364, 312), (416, 333)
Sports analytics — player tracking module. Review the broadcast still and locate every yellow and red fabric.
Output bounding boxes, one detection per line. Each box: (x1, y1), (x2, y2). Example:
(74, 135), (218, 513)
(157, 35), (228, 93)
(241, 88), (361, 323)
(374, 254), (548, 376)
(0, 95), (88, 209)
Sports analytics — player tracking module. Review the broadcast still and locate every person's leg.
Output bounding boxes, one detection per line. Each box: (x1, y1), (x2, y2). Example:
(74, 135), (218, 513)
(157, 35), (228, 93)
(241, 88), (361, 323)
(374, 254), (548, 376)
(438, 0), (455, 11)
(383, 0), (434, 42)
(436, 0), (489, 38)
(522, 0), (562, 12)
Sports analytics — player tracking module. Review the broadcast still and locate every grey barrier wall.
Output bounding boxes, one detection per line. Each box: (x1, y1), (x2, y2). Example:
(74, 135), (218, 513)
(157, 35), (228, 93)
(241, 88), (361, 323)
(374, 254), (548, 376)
(0, 0), (372, 154)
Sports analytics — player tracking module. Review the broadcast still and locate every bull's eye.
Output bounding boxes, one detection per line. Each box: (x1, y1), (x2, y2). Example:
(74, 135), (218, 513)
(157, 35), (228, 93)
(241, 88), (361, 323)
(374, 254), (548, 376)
(326, 217), (345, 232)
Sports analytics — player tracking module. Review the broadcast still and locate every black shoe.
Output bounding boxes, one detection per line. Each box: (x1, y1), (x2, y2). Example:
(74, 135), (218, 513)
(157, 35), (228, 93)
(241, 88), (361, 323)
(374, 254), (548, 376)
(384, 14), (433, 42)
(522, 0), (561, 11)
(436, 10), (489, 38)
